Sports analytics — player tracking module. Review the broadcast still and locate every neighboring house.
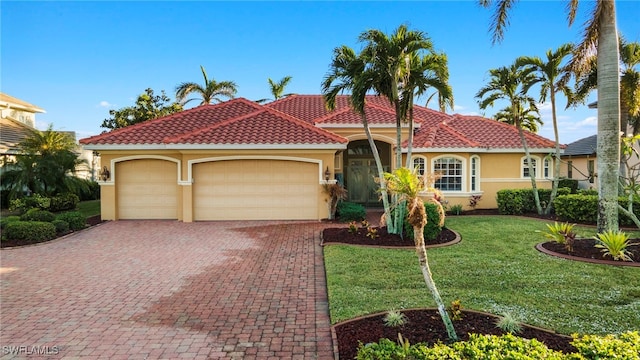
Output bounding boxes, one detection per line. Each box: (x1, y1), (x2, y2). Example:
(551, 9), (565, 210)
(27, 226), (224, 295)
(560, 134), (640, 190)
(80, 95), (561, 222)
(0, 92), (94, 179)
(559, 135), (598, 189)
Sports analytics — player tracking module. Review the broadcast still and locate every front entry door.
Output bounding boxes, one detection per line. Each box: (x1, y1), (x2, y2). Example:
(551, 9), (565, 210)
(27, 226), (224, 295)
(344, 140), (391, 207)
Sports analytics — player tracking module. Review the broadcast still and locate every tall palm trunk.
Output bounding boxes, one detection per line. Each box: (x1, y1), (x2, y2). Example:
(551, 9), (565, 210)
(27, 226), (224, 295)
(596, 0), (620, 233)
(408, 198), (458, 341)
(362, 114), (395, 230)
(545, 89), (561, 215)
(514, 110), (543, 214)
(405, 98), (415, 168)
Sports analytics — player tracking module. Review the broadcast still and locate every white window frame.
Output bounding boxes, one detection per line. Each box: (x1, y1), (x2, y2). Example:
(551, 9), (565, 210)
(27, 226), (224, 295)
(411, 155), (427, 176)
(470, 155), (480, 192)
(521, 156), (541, 179)
(543, 158), (551, 179)
(432, 155), (465, 192)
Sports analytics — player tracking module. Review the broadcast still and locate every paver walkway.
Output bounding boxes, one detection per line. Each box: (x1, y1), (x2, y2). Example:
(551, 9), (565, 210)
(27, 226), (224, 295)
(1, 220), (334, 359)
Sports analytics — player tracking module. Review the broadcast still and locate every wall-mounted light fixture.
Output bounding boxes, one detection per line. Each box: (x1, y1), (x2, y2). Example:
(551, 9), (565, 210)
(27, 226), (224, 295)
(99, 166), (110, 181)
(324, 166), (331, 181)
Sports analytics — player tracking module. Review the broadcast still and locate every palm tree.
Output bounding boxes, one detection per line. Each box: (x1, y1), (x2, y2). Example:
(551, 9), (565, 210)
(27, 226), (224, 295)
(480, 0), (620, 232)
(1, 125), (88, 198)
(256, 76), (294, 103)
(358, 25), (435, 169)
(321, 45), (396, 231)
(383, 167), (458, 341)
(516, 44), (575, 214)
(175, 65), (238, 106)
(494, 104), (542, 132)
(400, 51), (454, 168)
(476, 64), (545, 214)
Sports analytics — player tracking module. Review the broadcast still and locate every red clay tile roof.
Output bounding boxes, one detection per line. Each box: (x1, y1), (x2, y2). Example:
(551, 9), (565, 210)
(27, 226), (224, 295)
(80, 94), (559, 151)
(80, 98), (346, 147)
(166, 107), (347, 145)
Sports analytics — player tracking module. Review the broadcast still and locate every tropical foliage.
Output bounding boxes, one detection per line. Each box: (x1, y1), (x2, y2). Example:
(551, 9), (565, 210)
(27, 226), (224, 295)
(479, 0), (621, 233)
(383, 167), (457, 341)
(100, 88), (182, 130)
(256, 76), (294, 103)
(1, 125), (88, 199)
(476, 63), (545, 214)
(175, 65), (238, 105)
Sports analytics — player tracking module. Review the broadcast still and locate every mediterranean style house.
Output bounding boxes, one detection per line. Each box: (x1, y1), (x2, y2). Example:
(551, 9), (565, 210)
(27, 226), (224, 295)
(79, 95), (560, 221)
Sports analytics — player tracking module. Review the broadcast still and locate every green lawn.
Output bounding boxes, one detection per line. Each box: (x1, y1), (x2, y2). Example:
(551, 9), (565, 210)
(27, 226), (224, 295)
(324, 216), (640, 335)
(76, 200), (101, 217)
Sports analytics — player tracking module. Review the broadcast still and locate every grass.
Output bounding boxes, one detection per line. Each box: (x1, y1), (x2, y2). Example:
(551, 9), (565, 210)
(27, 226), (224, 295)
(324, 216), (640, 335)
(76, 200), (101, 217)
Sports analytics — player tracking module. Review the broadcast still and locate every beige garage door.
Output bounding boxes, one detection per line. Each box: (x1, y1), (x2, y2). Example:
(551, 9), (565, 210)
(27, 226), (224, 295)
(116, 159), (178, 219)
(193, 160), (319, 220)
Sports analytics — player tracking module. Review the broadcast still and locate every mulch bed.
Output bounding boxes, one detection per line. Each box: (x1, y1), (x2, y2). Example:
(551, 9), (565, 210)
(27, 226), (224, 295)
(322, 226), (457, 247)
(333, 309), (576, 360)
(540, 238), (640, 262)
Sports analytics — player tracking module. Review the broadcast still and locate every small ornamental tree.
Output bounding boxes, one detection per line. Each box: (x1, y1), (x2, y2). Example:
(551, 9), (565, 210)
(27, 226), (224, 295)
(382, 167), (458, 341)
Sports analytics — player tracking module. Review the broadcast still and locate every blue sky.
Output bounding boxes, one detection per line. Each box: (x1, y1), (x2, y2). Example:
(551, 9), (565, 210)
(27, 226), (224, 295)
(2, 1), (639, 144)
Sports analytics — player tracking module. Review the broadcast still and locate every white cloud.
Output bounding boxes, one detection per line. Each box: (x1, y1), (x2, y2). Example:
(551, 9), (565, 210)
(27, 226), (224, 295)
(453, 104), (465, 111)
(98, 101), (113, 108)
(537, 102), (553, 112)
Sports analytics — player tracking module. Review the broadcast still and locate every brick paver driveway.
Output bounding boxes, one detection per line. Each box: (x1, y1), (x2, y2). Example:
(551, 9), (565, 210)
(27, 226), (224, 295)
(1, 220), (334, 359)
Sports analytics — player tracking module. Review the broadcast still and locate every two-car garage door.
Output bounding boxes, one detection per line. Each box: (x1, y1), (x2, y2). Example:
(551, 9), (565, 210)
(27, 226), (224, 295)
(193, 159), (318, 220)
(116, 159), (319, 220)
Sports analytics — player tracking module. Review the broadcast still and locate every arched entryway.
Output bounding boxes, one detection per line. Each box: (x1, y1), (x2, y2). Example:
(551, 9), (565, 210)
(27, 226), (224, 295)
(343, 140), (391, 207)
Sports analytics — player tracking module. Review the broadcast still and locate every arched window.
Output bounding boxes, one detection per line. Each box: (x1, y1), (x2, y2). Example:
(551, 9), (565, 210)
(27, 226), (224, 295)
(433, 156), (463, 191)
(521, 156), (540, 178)
(411, 156), (427, 176)
(470, 156), (480, 192)
(543, 158), (551, 178)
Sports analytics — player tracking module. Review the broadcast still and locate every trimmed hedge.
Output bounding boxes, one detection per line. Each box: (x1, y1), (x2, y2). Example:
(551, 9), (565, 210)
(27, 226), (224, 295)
(553, 194), (640, 226)
(0, 216), (21, 229)
(3, 221), (57, 243)
(49, 193), (79, 212)
(52, 219), (70, 234)
(394, 201), (444, 241)
(356, 331), (640, 360)
(496, 188), (571, 215)
(20, 209), (56, 222)
(337, 201), (367, 222)
(56, 211), (87, 231)
(558, 178), (579, 194)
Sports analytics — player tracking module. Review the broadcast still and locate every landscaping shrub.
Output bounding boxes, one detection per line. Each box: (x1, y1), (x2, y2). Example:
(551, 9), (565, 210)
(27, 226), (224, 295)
(558, 178), (579, 194)
(0, 215), (21, 229)
(20, 208), (56, 222)
(356, 332), (640, 359)
(56, 211), (87, 231)
(577, 189), (598, 196)
(49, 193), (79, 212)
(357, 333), (566, 359)
(571, 331), (640, 360)
(393, 201), (443, 241)
(77, 179), (100, 201)
(337, 201), (366, 222)
(0, 190), (10, 209)
(51, 219), (70, 234)
(3, 221), (56, 243)
(9, 193), (51, 212)
(554, 194), (640, 226)
(496, 188), (571, 215)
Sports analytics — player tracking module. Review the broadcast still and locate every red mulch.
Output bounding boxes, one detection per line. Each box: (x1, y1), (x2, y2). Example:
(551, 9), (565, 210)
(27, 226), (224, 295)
(322, 226), (457, 247)
(334, 309), (576, 360)
(541, 238), (640, 262)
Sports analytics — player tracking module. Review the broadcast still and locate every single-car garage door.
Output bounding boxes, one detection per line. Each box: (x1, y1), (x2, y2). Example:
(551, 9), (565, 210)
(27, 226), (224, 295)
(116, 159), (178, 219)
(193, 159), (318, 220)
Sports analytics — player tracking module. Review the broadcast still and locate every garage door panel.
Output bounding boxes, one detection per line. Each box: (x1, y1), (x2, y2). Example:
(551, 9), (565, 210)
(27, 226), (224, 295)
(193, 160), (318, 220)
(117, 160), (178, 220)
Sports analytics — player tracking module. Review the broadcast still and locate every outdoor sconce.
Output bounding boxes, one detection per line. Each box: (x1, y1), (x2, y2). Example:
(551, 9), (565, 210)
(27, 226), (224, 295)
(99, 166), (110, 181)
(324, 166), (331, 181)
